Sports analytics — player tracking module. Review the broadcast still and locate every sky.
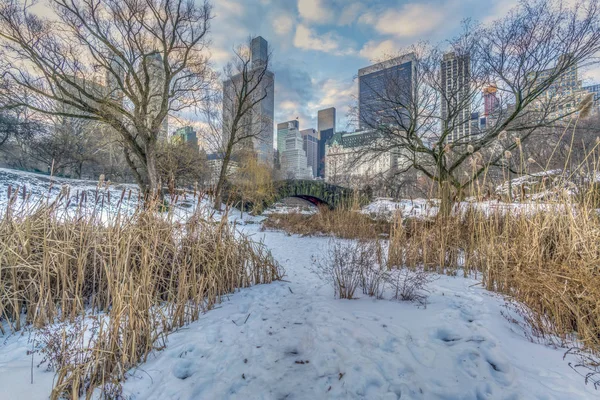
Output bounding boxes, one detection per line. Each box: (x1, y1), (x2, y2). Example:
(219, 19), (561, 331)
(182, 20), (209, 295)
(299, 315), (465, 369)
(205, 0), (532, 132)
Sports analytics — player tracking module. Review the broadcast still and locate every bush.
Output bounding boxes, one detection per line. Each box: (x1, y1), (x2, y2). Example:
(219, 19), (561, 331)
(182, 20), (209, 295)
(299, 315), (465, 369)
(388, 268), (435, 306)
(315, 239), (391, 299)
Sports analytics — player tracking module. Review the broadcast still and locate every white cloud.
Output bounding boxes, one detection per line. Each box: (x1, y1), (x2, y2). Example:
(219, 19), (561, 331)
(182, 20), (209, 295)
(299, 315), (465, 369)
(294, 24), (339, 53)
(214, 0), (245, 18)
(297, 0), (333, 24)
(363, 3), (444, 38)
(273, 14), (294, 36)
(338, 3), (363, 26)
(359, 39), (399, 61)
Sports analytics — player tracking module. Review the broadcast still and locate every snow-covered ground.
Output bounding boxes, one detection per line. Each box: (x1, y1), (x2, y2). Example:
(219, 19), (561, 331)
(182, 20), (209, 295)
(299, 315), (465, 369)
(0, 168), (597, 399)
(117, 225), (594, 400)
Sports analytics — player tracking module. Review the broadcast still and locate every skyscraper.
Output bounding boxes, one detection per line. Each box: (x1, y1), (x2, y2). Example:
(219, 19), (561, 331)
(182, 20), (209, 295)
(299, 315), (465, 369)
(317, 107), (336, 178)
(358, 53), (415, 129)
(301, 128), (319, 177)
(277, 119), (299, 159)
(174, 126), (199, 151)
(441, 52), (471, 143)
(281, 123), (313, 179)
(222, 36), (274, 166)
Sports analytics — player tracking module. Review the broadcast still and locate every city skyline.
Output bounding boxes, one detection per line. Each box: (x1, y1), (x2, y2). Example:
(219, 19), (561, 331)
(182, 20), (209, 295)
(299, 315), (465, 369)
(208, 0), (600, 133)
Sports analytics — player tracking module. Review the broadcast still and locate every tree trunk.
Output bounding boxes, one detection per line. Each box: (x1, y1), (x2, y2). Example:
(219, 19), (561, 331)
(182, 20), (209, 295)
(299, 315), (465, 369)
(213, 140), (235, 211)
(439, 180), (454, 217)
(213, 155), (230, 210)
(146, 141), (161, 201)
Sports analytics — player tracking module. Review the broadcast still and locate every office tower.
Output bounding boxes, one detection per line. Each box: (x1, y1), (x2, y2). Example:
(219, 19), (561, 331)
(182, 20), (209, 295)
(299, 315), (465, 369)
(317, 107), (336, 178)
(174, 126), (199, 151)
(281, 123), (313, 179)
(251, 36), (268, 68)
(277, 119), (300, 158)
(301, 128), (319, 177)
(358, 53), (415, 129)
(441, 52), (471, 143)
(222, 36), (275, 166)
(483, 85), (499, 117)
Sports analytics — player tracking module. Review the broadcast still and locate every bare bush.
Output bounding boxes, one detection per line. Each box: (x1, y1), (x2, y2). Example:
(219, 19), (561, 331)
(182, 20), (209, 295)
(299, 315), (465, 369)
(316, 240), (380, 299)
(388, 268), (435, 306)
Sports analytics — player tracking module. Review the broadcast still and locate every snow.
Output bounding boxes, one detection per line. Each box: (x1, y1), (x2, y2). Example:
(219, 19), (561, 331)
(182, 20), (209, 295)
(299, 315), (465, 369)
(0, 168), (597, 399)
(116, 225), (596, 400)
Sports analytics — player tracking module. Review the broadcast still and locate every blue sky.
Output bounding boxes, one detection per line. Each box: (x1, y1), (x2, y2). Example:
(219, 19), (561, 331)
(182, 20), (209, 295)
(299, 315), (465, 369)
(208, 0), (597, 132)
(206, 0), (520, 131)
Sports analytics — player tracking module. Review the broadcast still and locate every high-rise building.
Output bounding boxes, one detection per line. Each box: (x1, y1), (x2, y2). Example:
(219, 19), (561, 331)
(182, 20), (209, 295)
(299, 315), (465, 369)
(483, 85), (499, 117)
(358, 53), (415, 129)
(174, 126), (199, 151)
(301, 128), (319, 177)
(277, 119), (299, 158)
(317, 107), (336, 178)
(441, 52), (471, 143)
(281, 123), (313, 179)
(222, 36), (274, 166)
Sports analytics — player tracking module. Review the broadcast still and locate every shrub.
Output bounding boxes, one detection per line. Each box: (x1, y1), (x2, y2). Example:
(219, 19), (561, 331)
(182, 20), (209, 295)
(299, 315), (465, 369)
(316, 239), (382, 299)
(388, 268), (435, 306)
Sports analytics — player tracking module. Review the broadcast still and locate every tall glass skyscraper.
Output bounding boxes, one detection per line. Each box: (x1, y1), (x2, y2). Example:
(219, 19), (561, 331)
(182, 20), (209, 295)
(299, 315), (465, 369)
(222, 36), (274, 166)
(358, 53), (415, 129)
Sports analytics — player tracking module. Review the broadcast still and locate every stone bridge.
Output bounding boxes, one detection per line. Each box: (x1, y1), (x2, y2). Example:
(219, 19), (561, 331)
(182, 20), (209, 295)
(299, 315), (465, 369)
(226, 180), (371, 212)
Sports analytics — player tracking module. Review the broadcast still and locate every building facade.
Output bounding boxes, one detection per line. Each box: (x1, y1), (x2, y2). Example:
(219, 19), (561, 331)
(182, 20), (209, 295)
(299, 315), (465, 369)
(300, 128), (319, 177)
(222, 36), (274, 166)
(358, 53), (415, 129)
(281, 123), (313, 180)
(324, 130), (397, 188)
(277, 119), (299, 159)
(441, 52), (471, 143)
(317, 107), (336, 178)
(174, 126), (199, 151)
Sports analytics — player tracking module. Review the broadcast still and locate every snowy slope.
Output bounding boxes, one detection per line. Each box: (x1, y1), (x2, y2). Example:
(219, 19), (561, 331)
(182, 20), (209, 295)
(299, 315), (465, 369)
(116, 225), (596, 400)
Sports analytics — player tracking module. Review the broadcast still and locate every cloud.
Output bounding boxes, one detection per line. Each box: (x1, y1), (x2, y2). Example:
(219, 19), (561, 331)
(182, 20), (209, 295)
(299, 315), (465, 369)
(297, 0), (333, 24)
(213, 0), (245, 18)
(338, 3), (363, 26)
(359, 39), (399, 61)
(293, 24), (337, 52)
(293, 24), (355, 55)
(273, 14), (294, 36)
(362, 3), (444, 38)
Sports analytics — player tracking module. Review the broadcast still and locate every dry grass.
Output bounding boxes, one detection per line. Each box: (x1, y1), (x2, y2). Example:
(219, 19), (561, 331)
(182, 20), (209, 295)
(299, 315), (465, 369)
(263, 207), (391, 239)
(388, 204), (600, 362)
(0, 193), (281, 399)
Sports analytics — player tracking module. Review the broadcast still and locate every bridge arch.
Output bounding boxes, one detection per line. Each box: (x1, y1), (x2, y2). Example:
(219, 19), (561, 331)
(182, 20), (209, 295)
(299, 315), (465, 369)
(271, 180), (369, 211)
(224, 180), (371, 213)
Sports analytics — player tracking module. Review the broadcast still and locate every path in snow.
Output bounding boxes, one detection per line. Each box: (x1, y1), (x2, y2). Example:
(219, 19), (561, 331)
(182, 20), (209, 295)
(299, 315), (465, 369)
(118, 225), (595, 400)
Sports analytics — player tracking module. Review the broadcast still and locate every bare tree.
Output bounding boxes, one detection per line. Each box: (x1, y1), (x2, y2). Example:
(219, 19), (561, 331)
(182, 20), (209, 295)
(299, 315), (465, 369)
(0, 0), (213, 196)
(208, 37), (273, 210)
(352, 0), (600, 215)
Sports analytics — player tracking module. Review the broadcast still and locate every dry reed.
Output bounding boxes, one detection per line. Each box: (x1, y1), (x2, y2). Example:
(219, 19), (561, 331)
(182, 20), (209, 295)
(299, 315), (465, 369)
(0, 193), (281, 399)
